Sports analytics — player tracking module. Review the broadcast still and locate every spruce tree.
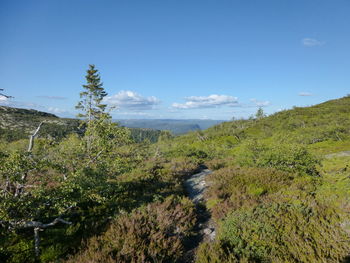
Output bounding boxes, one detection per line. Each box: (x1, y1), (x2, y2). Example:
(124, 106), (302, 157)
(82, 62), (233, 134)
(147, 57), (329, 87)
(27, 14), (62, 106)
(76, 65), (107, 121)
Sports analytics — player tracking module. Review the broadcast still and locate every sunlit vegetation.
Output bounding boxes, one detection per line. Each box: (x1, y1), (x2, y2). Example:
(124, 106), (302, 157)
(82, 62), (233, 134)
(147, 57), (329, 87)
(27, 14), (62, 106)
(66, 196), (196, 263)
(1, 69), (350, 263)
(154, 95), (350, 262)
(0, 66), (202, 262)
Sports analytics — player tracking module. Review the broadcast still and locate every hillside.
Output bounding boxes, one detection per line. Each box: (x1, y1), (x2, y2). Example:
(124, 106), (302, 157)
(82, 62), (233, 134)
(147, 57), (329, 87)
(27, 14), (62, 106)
(0, 106), (81, 141)
(1, 96), (350, 263)
(152, 95), (350, 262)
(0, 106), (162, 143)
(161, 95), (350, 159)
(0, 106), (58, 130)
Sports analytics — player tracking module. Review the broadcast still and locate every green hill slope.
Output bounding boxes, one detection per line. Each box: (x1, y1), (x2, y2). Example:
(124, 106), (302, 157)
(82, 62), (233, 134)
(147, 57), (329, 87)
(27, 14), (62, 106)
(0, 106), (81, 141)
(153, 95), (350, 262)
(159, 95), (350, 159)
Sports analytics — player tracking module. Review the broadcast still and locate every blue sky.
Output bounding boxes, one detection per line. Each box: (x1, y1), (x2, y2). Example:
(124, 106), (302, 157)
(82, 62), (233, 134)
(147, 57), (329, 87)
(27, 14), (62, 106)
(1, 0), (349, 120)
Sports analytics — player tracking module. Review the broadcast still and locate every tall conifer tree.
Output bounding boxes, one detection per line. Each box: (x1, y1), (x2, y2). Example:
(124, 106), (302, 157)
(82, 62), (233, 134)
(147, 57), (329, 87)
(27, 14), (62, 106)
(76, 65), (107, 121)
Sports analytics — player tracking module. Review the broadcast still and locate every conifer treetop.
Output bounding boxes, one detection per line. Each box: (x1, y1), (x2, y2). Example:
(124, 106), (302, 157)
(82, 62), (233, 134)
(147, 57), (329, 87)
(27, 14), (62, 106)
(76, 64), (108, 121)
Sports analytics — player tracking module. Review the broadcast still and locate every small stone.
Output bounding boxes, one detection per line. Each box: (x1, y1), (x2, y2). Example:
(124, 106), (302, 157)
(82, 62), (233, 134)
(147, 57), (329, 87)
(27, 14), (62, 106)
(203, 228), (213, 235)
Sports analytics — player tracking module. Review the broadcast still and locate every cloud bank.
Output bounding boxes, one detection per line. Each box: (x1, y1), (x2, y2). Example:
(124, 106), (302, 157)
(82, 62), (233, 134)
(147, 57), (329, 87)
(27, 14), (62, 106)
(172, 94), (238, 109)
(104, 90), (160, 110)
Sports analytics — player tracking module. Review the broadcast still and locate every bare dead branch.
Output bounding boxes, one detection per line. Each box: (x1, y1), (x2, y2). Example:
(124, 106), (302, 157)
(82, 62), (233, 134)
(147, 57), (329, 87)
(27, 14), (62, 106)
(8, 217), (72, 230)
(0, 88), (13, 98)
(86, 150), (104, 165)
(6, 217), (72, 257)
(153, 147), (160, 158)
(28, 122), (43, 152)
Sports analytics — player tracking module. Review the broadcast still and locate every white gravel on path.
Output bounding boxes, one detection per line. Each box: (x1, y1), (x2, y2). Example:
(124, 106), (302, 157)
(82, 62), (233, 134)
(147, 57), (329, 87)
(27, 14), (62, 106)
(184, 169), (216, 242)
(184, 169), (212, 204)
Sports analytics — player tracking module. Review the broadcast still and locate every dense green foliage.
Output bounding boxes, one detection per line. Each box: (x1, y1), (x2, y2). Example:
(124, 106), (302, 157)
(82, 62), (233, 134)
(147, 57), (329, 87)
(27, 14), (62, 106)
(0, 103), (202, 262)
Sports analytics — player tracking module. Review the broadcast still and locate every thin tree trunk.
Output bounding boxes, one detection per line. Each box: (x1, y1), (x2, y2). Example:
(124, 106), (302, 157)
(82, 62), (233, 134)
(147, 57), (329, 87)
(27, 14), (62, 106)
(8, 217), (72, 258)
(28, 122), (43, 152)
(34, 227), (41, 257)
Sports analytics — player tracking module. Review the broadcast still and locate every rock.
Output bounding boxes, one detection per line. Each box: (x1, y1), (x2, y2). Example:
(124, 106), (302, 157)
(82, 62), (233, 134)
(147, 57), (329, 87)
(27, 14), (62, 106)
(203, 227), (216, 241)
(184, 169), (212, 204)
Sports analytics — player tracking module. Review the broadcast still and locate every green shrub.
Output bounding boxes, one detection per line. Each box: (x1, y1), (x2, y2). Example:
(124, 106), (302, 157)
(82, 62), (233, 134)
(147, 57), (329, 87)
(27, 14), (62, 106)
(66, 196), (196, 263)
(206, 200), (349, 263)
(235, 141), (320, 176)
(205, 158), (228, 170)
(169, 156), (199, 178)
(196, 242), (239, 263)
(206, 167), (295, 221)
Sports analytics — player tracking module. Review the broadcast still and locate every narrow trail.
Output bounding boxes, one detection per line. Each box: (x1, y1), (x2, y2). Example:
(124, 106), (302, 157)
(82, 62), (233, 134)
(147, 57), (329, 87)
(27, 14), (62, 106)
(181, 169), (216, 262)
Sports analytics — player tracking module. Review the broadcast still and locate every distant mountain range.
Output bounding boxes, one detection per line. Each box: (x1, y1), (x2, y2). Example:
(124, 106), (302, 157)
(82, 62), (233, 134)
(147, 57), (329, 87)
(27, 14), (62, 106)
(115, 119), (225, 135)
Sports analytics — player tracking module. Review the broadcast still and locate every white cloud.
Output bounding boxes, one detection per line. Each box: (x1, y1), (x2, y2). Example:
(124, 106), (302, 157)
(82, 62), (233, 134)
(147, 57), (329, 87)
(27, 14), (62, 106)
(250, 98), (270, 107)
(302, 38), (325, 47)
(172, 94), (238, 109)
(298, 92), (313, 96)
(0, 95), (8, 102)
(104, 90), (160, 110)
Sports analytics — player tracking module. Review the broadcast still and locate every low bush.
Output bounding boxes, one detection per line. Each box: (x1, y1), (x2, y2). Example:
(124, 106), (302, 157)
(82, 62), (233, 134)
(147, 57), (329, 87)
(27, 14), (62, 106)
(169, 156), (200, 178)
(206, 199), (349, 263)
(235, 141), (320, 176)
(205, 158), (229, 170)
(206, 167), (295, 221)
(66, 196), (196, 263)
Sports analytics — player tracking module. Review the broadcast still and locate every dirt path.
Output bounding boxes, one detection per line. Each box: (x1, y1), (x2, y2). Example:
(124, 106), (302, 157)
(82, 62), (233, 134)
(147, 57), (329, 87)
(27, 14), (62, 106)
(182, 169), (215, 262)
(184, 169), (211, 204)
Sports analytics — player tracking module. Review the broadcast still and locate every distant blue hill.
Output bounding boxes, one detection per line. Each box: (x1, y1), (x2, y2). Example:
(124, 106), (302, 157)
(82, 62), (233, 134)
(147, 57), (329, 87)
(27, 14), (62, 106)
(114, 119), (225, 135)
